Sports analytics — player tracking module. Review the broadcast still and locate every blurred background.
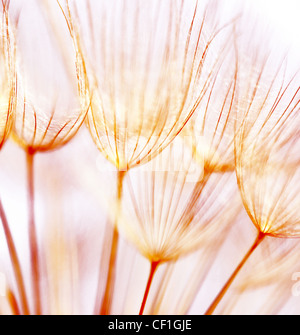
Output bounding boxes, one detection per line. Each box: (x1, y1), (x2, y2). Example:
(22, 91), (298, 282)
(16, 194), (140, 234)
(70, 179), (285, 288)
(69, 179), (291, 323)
(0, 0), (299, 315)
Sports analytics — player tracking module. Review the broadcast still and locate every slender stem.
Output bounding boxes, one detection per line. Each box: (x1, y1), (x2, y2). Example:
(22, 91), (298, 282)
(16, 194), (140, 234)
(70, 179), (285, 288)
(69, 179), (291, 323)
(0, 198), (30, 315)
(26, 150), (41, 315)
(98, 170), (126, 315)
(139, 260), (160, 315)
(7, 287), (21, 315)
(205, 231), (265, 315)
(93, 221), (113, 314)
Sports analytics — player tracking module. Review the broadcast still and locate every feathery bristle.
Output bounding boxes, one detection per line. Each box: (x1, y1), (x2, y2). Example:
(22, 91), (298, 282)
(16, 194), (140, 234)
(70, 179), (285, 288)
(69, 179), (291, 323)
(118, 137), (241, 262)
(235, 52), (300, 237)
(11, 1), (87, 153)
(64, 0), (234, 170)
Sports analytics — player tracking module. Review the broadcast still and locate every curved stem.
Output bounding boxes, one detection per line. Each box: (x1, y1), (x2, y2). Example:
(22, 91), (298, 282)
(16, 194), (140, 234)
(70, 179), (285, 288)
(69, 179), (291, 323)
(0, 198), (30, 315)
(205, 231), (265, 315)
(26, 150), (41, 315)
(139, 260), (160, 315)
(97, 170), (126, 315)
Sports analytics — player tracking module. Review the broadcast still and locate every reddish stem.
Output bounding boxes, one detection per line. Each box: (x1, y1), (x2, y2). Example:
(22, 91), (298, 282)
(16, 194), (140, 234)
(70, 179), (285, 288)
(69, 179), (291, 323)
(7, 287), (21, 315)
(99, 225), (119, 315)
(98, 170), (126, 315)
(205, 231), (265, 315)
(139, 260), (160, 315)
(26, 150), (41, 315)
(0, 198), (29, 315)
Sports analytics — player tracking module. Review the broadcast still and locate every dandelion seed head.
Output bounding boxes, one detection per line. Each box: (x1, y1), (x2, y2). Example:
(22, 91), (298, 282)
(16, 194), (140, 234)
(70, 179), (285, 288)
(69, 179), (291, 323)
(10, 0), (86, 152)
(235, 57), (300, 238)
(116, 137), (241, 263)
(65, 0), (232, 170)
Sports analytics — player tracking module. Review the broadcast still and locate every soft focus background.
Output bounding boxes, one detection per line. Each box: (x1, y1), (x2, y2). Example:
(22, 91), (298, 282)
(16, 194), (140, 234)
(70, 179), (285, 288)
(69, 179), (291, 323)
(0, 0), (299, 315)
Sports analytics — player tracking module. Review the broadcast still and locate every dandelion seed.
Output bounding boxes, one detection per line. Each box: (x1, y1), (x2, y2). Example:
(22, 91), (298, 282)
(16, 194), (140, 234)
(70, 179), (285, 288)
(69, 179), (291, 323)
(0, 2), (31, 316)
(205, 26), (300, 314)
(70, 0), (226, 170)
(59, 0), (234, 315)
(118, 137), (241, 314)
(6, 0), (86, 314)
(12, 2), (86, 153)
